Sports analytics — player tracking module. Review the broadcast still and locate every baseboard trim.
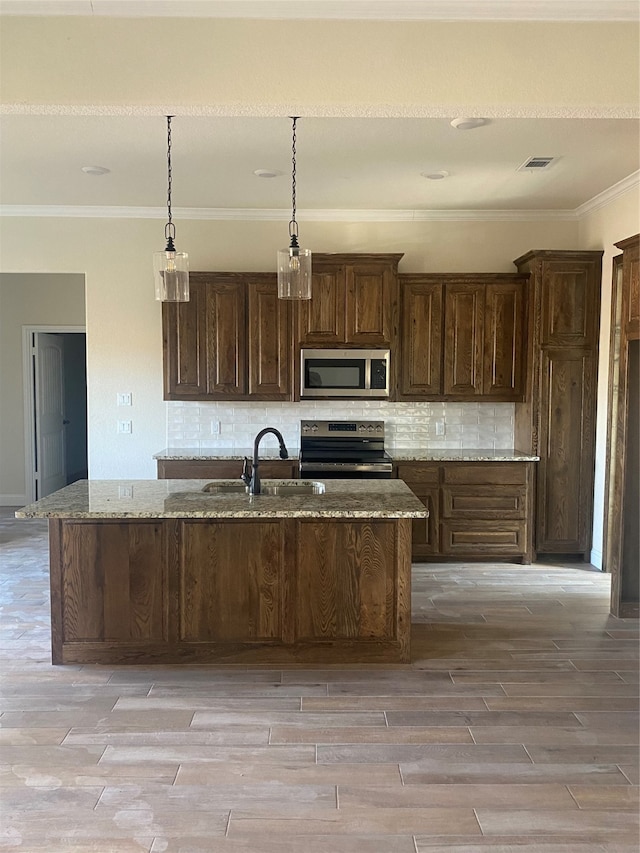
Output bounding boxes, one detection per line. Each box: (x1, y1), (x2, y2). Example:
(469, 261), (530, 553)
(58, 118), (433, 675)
(0, 494), (27, 507)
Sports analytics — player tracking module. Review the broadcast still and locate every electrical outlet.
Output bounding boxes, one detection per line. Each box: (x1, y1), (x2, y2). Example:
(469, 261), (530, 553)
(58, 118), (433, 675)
(211, 420), (221, 434)
(117, 420), (132, 434)
(118, 485), (133, 498)
(116, 392), (132, 406)
(435, 420), (446, 436)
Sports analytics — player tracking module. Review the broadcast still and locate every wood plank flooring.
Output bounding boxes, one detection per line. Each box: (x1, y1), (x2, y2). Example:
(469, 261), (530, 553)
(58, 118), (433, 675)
(1, 508), (638, 852)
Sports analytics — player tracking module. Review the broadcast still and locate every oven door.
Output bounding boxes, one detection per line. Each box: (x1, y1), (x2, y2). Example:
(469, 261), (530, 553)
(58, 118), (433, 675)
(300, 462), (393, 480)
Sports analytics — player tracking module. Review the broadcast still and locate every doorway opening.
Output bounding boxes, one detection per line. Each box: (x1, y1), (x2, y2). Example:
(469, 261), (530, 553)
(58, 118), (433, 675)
(22, 327), (87, 502)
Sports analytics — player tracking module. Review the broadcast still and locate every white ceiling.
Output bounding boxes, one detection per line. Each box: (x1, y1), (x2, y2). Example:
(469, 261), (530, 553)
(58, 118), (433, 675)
(1, 1), (637, 218)
(1, 1), (638, 21)
(1, 114), (638, 217)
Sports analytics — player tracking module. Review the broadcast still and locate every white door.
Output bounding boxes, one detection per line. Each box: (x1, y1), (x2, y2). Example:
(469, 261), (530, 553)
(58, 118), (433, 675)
(35, 333), (67, 497)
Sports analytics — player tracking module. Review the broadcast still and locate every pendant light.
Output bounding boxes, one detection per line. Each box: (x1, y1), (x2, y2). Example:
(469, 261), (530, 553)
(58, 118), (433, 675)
(277, 117), (312, 300)
(153, 116), (189, 302)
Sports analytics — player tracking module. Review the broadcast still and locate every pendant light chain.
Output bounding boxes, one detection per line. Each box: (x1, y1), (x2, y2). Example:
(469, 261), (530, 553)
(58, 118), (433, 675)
(289, 116), (299, 241)
(165, 115), (176, 249)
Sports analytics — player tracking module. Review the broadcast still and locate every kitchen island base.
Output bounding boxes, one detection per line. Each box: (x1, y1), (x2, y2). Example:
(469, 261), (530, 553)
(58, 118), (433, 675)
(49, 516), (412, 665)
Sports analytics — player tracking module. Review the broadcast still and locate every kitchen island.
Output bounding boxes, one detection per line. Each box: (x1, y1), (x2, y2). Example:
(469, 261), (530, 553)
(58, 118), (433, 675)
(16, 479), (427, 666)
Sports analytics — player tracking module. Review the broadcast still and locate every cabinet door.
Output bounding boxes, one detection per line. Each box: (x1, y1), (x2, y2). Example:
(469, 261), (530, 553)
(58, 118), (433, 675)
(444, 283), (484, 396)
(247, 279), (292, 399)
(163, 282), (207, 399)
(345, 261), (393, 345)
(623, 241), (639, 340)
(298, 265), (346, 345)
(204, 280), (247, 397)
(396, 464), (440, 558)
(59, 520), (168, 644)
(179, 520), (284, 642)
(540, 259), (600, 347)
(295, 520), (398, 641)
(398, 280), (443, 398)
(483, 282), (526, 400)
(537, 348), (596, 553)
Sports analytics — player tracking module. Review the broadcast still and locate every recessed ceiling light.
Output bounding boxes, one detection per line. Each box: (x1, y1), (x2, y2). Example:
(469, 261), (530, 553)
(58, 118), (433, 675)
(421, 170), (450, 180)
(81, 165), (110, 176)
(254, 169), (282, 178)
(450, 117), (487, 130)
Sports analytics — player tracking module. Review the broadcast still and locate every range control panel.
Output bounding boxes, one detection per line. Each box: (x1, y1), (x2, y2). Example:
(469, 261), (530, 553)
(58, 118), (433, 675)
(301, 420), (385, 437)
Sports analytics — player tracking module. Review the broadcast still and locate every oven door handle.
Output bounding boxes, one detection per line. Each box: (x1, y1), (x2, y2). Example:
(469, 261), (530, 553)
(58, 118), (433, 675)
(300, 462), (393, 473)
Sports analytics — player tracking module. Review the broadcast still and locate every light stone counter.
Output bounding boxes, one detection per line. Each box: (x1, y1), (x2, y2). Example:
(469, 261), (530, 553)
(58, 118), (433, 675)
(16, 478), (427, 520)
(153, 447), (300, 460)
(390, 448), (539, 462)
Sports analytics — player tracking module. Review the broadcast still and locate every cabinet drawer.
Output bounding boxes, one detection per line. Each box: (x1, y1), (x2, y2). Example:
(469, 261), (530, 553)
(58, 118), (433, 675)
(158, 460), (298, 479)
(441, 521), (527, 556)
(442, 485), (527, 519)
(396, 464), (440, 486)
(443, 464), (527, 485)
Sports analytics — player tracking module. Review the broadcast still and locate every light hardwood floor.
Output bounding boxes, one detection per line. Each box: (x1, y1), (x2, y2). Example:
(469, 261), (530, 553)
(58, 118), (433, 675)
(1, 508), (638, 852)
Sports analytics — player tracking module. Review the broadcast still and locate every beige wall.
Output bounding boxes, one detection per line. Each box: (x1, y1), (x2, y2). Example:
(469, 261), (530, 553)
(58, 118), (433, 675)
(2, 18), (636, 117)
(0, 214), (580, 487)
(0, 273), (85, 501)
(579, 189), (640, 567)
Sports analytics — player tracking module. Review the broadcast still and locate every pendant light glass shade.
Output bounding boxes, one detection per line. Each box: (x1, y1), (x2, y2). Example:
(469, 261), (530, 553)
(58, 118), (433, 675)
(278, 117), (312, 300)
(153, 248), (190, 301)
(277, 242), (312, 300)
(154, 116), (189, 302)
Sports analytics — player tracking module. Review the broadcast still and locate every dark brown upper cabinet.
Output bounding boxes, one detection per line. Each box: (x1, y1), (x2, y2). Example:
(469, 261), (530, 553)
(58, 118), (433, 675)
(163, 272), (292, 401)
(397, 274), (528, 401)
(297, 254), (402, 347)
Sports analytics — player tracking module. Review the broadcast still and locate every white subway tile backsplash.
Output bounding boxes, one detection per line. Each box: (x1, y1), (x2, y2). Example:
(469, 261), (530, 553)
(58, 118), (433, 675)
(166, 400), (515, 451)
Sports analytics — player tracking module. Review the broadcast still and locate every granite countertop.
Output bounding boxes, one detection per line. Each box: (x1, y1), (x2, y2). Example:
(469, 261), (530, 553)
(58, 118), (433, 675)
(15, 479), (427, 520)
(390, 448), (540, 462)
(154, 447), (300, 461)
(154, 447), (539, 462)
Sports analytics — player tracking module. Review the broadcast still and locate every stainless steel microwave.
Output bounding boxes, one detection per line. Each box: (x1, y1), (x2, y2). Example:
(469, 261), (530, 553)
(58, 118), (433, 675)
(300, 349), (390, 398)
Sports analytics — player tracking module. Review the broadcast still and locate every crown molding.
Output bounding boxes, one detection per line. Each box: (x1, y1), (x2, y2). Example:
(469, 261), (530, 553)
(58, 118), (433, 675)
(0, 1), (637, 21)
(0, 205), (580, 221)
(574, 170), (640, 217)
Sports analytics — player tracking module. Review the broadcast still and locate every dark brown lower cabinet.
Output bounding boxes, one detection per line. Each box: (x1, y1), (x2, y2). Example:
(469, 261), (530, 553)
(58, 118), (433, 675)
(48, 516), (411, 665)
(397, 461), (534, 564)
(156, 459), (298, 479)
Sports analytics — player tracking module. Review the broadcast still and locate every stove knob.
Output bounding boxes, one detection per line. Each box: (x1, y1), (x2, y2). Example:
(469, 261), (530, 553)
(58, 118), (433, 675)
(367, 424), (374, 431)
(358, 425), (366, 432)
(302, 424), (310, 432)
(311, 424), (318, 432)
(376, 425), (383, 431)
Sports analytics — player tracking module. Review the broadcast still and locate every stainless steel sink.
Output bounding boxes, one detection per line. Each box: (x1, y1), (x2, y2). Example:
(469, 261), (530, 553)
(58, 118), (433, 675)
(201, 480), (325, 496)
(261, 481), (325, 496)
(201, 481), (249, 494)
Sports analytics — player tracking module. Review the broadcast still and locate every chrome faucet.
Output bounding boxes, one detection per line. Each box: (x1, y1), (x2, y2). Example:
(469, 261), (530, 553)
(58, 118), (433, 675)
(242, 427), (289, 495)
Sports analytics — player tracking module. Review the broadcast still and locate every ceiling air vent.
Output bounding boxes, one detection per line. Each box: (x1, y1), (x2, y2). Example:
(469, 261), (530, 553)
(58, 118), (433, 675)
(518, 156), (555, 171)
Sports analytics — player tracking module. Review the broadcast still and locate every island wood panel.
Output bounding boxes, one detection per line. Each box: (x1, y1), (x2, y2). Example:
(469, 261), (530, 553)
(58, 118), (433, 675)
(179, 520), (284, 642)
(443, 282), (484, 396)
(398, 279), (443, 398)
(537, 348), (595, 553)
(295, 520), (410, 657)
(55, 520), (168, 651)
(49, 514), (412, 665)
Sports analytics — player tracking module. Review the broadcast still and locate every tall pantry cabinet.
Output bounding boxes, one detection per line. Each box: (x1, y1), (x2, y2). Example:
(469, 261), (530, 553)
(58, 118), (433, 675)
(514, 250), (603, 559)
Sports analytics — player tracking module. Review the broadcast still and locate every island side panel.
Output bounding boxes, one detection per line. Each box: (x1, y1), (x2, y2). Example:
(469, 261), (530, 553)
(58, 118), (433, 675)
(49, 519), (64, 664)
(55, 520), (171, 664)
(295, 518), (411, 663)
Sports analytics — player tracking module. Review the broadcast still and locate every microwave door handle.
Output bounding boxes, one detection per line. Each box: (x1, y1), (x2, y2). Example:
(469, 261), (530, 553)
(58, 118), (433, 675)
(364, 358), (371, 390)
